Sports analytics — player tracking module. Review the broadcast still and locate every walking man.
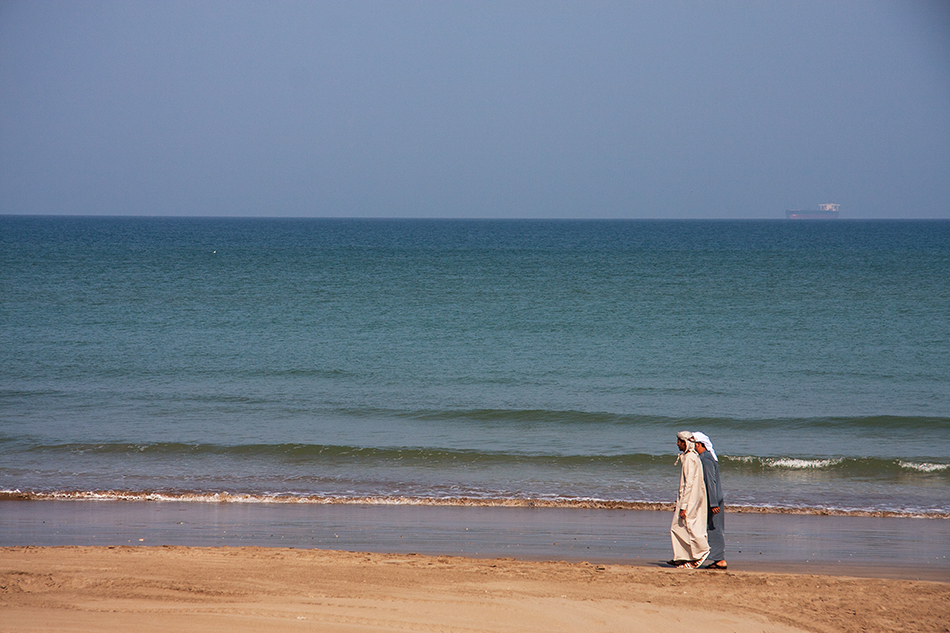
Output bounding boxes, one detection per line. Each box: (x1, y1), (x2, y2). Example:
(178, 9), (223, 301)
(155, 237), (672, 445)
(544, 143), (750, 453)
(692, 431), (727, 569)
(669, 431), (709, 568)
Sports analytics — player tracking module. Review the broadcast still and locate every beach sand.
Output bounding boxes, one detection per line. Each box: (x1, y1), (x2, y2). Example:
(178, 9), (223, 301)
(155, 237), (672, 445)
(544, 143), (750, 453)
(3, 503), (949, 631)
(2, 545), (949, 633)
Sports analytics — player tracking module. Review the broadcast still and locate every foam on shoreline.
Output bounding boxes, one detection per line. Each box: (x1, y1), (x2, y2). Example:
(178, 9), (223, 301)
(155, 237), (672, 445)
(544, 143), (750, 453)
(2, 489), (947, 519)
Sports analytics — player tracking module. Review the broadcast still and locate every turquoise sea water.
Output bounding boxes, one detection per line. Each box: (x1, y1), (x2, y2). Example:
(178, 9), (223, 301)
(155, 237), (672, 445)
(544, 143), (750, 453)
(1, 217), (948, 515)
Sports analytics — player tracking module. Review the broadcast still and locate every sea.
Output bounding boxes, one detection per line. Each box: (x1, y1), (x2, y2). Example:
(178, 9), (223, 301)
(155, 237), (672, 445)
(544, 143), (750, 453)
(1, 216), (948, 518)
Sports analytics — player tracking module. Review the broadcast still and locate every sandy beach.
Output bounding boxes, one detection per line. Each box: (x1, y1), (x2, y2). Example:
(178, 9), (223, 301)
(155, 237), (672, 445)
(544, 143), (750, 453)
(2, 545), (949, 633)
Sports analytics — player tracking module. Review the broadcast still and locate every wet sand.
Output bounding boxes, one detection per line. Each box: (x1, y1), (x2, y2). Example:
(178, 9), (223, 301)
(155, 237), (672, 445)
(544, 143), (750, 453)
(2, 501), (948, 580)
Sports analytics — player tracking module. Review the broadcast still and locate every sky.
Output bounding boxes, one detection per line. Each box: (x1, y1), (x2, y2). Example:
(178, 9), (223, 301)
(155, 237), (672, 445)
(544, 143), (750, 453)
(1, 1), (948, 219)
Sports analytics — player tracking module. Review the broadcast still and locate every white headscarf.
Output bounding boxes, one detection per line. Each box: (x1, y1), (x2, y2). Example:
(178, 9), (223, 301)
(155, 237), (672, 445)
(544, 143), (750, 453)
(690, 431), (718, 461)
(675, 430), (696, 464)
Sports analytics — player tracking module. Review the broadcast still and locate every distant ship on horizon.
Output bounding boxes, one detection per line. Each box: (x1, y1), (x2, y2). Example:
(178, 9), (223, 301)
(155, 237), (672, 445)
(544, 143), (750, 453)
(786, 203), (840, 220)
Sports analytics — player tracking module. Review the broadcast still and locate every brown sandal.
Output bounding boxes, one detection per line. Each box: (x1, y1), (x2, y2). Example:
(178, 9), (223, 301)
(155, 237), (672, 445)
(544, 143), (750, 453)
(706, 560), (728, 569)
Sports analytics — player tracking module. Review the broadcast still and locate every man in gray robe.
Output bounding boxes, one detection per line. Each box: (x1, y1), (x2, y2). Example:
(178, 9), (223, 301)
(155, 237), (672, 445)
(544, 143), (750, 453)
(692, 431), (726, 569)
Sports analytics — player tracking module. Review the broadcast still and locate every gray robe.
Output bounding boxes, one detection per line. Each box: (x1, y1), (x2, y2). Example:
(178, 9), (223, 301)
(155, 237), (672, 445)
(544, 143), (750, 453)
(698, 449), (725, 561)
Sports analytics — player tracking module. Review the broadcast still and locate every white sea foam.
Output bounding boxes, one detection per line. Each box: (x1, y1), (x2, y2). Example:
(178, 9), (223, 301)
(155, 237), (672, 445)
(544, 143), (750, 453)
(728, 456), (842, 469)
(3, 489), (947, 518)
(765, 458), (842, 469)
(899, 461), (950, 473)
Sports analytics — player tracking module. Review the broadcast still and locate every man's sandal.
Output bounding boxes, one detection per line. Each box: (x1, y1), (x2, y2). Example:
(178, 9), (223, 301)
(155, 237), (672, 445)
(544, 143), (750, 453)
(706, 560), (728, 570)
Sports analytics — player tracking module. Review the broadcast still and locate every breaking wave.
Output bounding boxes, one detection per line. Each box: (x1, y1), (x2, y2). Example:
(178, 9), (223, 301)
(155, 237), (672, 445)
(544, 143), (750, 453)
(10, 440), (948, 478)
(2, 489), (947, 519)
(898, 461), (950, 473)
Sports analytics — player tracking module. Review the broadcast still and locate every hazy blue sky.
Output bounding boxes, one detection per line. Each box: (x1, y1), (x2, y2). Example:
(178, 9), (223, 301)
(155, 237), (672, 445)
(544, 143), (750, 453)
(2, 1), (948, 219)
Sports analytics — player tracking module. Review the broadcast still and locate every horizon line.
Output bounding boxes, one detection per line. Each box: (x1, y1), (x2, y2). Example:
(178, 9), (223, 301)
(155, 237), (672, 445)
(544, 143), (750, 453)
(3, 214), (948, 222)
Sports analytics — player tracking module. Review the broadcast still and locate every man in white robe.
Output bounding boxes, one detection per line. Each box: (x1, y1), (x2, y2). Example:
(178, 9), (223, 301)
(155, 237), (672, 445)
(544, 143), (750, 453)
(669, 431), (709, 568)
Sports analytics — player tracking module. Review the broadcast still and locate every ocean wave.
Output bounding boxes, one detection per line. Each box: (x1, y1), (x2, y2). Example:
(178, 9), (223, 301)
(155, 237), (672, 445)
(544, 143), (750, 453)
(12, 441), (950, 478)
(788, 415), (950, 431)
(2, 489), (946, 519)
(19, 441), (677, 466)
(722, 455), (950, 477)
(768, 458), (841, 469)
(727, 456), (844, 469)
(768, 458), (842, 469)
(398, 411), (950, 433)
(899, 461), (950, 473)
(238, 407), (950, 432)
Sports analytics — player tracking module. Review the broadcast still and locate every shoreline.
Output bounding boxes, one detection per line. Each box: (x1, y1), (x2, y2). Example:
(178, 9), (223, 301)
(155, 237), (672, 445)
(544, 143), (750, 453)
(2, 500), (948, 582)
(2, 545), (948, 633)
(3, 491), (947, 519)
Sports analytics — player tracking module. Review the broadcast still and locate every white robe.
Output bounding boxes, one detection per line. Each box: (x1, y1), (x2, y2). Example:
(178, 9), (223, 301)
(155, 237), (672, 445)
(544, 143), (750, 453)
(670, 450), (710, 562)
